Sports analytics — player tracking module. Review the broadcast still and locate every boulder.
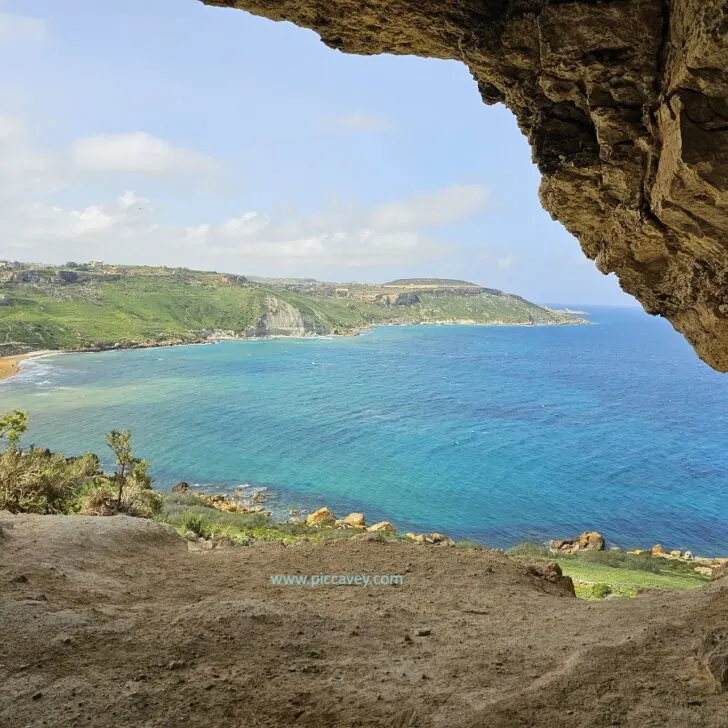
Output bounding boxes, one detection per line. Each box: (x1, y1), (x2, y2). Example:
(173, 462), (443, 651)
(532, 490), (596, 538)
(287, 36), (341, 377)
(306, 507), (337, 526)
(171, 482), (190, 493)
(367, 521), (397, 535)
(651, 544), (664, 555)
(425, 533), (447, 544)
(549, 531), (605, 554)
(670, 550), (683, 558)
(342, 512), (366, 528)
(524, 561), (576, 597)
(405, 533), (426, 543)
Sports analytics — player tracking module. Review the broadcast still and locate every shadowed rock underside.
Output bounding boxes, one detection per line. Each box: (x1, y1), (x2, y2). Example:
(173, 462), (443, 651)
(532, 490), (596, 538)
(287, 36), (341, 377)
(202, 0), (728, 370)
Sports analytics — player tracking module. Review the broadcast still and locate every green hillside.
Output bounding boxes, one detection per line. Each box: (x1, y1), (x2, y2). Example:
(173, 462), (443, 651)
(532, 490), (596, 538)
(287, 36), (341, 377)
(0, 264), (586, 355)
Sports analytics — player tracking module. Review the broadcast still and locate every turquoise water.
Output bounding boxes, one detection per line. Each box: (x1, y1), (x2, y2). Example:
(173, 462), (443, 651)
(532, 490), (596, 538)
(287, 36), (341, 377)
(2, 307), (728, 554)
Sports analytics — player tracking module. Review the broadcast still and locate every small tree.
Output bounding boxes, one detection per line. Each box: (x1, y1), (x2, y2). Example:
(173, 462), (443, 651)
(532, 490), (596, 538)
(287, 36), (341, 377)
(104, 430), (153, 511)
(0, 409), (28, 451)
(105, 430), (134, 508)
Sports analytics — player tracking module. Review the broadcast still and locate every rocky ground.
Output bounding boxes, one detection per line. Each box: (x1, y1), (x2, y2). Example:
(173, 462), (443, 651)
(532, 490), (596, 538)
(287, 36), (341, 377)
(1, 511), (727, 728)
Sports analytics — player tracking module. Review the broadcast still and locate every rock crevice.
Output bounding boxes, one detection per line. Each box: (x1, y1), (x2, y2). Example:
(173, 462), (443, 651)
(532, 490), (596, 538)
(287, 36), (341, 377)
(203, 0), (728, 370)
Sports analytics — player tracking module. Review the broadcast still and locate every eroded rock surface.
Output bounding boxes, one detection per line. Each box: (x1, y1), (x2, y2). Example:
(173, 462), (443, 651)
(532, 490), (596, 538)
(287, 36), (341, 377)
(203, 0), (728, 370)
(251, 296), (330, 336)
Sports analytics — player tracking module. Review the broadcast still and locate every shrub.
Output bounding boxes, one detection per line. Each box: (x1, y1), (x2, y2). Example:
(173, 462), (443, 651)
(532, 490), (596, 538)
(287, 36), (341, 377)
(77, 480), (161, 518)
(591, 582), (612, 599)
(0, 448), (99, 514)
(578, 549), (680, 574)
(507, 541), (551, 558)
(455, 539), (485, 550)
(181, 511), (212, 538)
(76, 482), (118, 516)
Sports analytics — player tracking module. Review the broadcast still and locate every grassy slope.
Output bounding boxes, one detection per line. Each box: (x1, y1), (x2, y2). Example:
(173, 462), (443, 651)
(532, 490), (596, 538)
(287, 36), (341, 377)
(0, 280), (272, 351)
(558, 560), (708, 594)
(508, 543), (710, 599)
(0, 271), (579, 354)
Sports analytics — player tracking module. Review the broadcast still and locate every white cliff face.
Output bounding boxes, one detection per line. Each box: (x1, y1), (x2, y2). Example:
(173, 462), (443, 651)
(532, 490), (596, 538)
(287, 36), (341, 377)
(251, 297), (329, 337)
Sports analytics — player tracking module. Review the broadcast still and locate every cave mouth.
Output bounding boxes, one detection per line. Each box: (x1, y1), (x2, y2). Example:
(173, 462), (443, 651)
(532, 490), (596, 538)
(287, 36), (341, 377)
(202, 0), (728, 372)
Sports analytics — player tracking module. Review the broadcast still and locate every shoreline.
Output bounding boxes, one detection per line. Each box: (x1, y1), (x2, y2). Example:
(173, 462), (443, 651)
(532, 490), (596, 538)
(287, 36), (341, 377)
(178, 486), (728, 567)
(0, 350), (59, 381)
(0, 316), (591, 380)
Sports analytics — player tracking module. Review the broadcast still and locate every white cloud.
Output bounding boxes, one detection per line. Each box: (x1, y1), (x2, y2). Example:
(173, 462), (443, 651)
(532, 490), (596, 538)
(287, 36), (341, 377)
(367, 184), (488, 231)
(0, 116), (483, 275)
(0, 187), (449, 272)
(71, 132), (217, 176)
(497, 256), (517, 270)
(0, 11), (46, 44)
(7, 191), (151, 243)
(0, 113), (23, 139)
(324, 112), (396, 133)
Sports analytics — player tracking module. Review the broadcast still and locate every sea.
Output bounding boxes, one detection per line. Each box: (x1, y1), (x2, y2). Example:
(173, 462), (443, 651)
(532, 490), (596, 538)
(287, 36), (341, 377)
(2, 306), (727, 554)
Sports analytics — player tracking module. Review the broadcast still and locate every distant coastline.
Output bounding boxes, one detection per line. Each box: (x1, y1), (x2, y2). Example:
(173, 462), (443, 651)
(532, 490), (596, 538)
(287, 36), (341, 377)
(0, 315), (591, 381)
(0, 264), (589, 360)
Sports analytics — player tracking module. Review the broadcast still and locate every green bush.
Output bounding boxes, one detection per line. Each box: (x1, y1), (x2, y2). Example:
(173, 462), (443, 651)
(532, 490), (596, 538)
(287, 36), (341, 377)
(76, 480), (161, 518)
(0, 448), (99, 514)
(181, 511), (212, 538)
(507, 541), (551, 558)
(455, 539), (485, 550)
(578, 549), (698, 575)
(0, 409), (158, 518)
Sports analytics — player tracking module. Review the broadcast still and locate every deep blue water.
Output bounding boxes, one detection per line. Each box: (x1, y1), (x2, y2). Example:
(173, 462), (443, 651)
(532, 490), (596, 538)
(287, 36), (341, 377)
(2, 307), (727, 554)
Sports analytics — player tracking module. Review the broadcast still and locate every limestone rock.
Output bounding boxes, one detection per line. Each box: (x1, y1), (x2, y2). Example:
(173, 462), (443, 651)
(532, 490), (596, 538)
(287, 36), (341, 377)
(550, 531), (605, 554)
(406, 533), (426, 543)
(171, 482), (190, 493)
(203, 0), (728, 371)
(525, 561), (576, 597)
(306, 507), (336, 527)
(342, 512), (366, 528)
(366, 521), (397, 535)
(250, 296), (329, 337)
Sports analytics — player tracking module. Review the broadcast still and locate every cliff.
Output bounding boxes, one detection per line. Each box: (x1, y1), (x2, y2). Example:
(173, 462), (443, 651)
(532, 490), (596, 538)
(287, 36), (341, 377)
(249, 296), (331, 337)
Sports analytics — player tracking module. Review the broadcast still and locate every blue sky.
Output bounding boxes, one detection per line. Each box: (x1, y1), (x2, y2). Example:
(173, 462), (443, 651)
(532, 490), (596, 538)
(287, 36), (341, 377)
(0, 0), (634, 305)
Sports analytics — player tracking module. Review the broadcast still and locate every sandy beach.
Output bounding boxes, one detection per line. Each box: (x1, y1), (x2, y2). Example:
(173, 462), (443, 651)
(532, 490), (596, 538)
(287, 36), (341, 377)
(0, 351), (57, 380)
